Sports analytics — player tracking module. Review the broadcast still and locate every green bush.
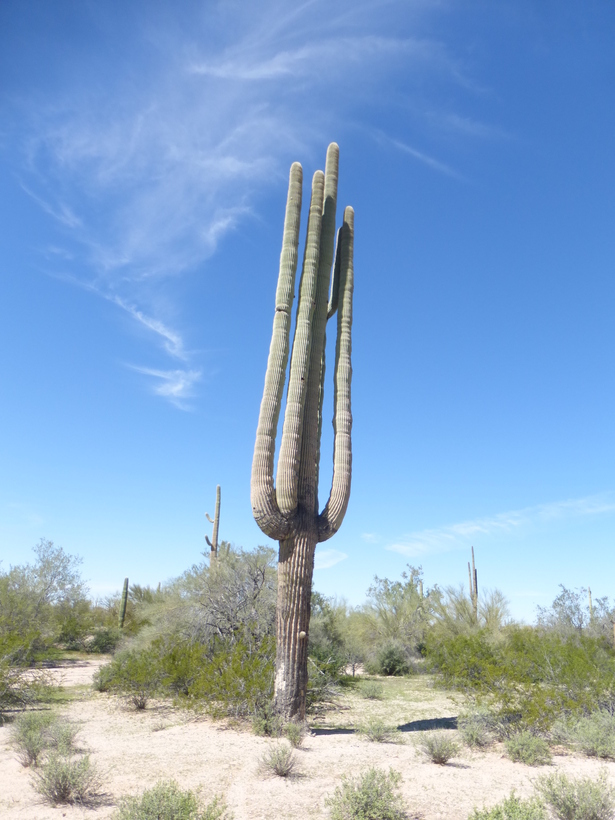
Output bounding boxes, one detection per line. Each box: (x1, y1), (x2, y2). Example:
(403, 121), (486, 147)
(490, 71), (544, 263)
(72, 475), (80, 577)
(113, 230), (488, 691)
(377, 644), (410, 677)
(11, 711), (57, 766)
(505, 732), (552, 766)
(251, 702), (282, 737)
(92, 663), (116, 692)
(325, 767), (406, 820)
(536, 771), (615, 820)
(34, 753), (101, 805)
(282, 721), (305, 748)
(458, 707), (499, 748)
(357, 718), (401, 744)
(98, 647), (163, 709)
(470, 793), (547, 820)
(88, 627), (122, 654)
(258, 742), (297, 778)
(418, 732), (460, 764)
(361, 680), (384, 700)
(113, 780), (232, 820)
(555, 710), (615, 760)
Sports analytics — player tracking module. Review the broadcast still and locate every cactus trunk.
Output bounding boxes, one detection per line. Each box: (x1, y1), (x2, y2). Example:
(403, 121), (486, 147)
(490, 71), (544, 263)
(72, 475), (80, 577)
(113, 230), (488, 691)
(205, 485), (221, 563)
(118, 577), (129, 629)
(251, 143), (354, 721)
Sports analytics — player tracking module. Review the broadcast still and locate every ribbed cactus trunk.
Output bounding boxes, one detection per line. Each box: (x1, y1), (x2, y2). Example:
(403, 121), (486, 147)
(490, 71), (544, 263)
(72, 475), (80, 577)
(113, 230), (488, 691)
(205, 485), (221, 563)
(118, 577), (129, 629)
(251, 143), (354, 721)
(468, 547), (478, 621)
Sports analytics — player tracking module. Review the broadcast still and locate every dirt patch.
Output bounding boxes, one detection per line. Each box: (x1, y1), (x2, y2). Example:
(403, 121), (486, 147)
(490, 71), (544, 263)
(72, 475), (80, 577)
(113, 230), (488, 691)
(1, 661), (614, 819)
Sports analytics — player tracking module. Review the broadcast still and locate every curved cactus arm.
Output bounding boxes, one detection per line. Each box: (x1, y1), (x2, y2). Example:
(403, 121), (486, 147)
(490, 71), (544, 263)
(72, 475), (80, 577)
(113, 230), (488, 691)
(205, 513), (214, 524)
(297, 144), (339, 513)
(318, 206), (354, 541)
(205, 535), (213, 548)
(276, 170), (325, 516)
(327, 226), (343, 320)
(251, 163), (303, 540)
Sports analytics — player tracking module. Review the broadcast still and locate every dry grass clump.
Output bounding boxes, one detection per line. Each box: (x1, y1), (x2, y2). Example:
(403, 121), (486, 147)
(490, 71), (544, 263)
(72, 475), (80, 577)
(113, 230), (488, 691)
(258, 742), (297, 778)
(357, 718), (402, 744)
(418, 731), (460, 764)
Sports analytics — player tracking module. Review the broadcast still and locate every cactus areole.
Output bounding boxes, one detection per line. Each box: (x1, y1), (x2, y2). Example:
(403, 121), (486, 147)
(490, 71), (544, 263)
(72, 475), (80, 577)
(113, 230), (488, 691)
(251, 143), (354, 721)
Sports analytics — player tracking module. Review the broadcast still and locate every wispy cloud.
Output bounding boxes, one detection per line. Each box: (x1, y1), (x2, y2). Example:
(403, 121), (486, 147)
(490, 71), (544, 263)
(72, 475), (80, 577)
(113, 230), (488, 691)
(128, 366), (202, 410)
(315, 549), (348, 570)
(373, 130), (463, 178)
(387, 492), (615, 557)
(112, 296), (186, 360)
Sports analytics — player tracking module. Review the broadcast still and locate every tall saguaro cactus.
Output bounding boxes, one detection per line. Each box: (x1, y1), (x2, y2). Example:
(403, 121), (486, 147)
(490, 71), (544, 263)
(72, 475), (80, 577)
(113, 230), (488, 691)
(251, 143), (354, 721)
(468, 547), (478, 621)
(118, 577), (129, 629)
(205, 484), (221, 563)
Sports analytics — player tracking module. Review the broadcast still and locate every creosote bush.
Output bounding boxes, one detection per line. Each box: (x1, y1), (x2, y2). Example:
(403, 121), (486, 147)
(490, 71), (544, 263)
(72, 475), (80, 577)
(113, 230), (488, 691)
(357, 718), (401, 744)
(418, 731), (460, 764)
(536, 770), (615, 820)
(34, 753), (102, 806)
(258, 742), (297, 778)
(553, 710), (615, 760)
(361, 680), (384, 700)
(458, 707), (499, 748)
(11, 711), (80, 767)
(470, 793), (547, 820)
(326, 767), (407, 820)
(505, 732), (552, 766)
(113, 780), (232, 820)
(283, 721), (305, 748)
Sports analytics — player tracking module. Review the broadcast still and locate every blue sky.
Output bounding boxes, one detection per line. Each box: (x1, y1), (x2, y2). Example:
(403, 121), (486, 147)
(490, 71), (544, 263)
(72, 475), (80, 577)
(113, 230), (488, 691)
(1, 1), (615, 622)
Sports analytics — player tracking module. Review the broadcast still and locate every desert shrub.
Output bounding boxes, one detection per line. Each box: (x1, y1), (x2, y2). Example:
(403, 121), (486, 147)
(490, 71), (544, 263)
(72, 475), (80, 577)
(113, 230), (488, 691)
(258, 743), (297, 778)
(283, 721), (305, 748)
(34, 753), (101, 805)
(458, 706), (499, 748)
(554, 710), (615, 760)
(506, 732), (552, 766)
(11, 711), (57, 766)
(326, 767), (406, 820)
(251, 702), (282, 737)
(88, 627), (122, 654)
(426, 628), (615, 731)
(357, 718), (401, 744)
(102, 647), (163, 709)
(536, 771), (615, 820)
(11, 711), (80, 766)
(92, 663), (116, 692)
(377, 643), (410, 677)
(113, 780), (232, 820)
(470, 793), (547, 820)
(418, 731), (460, 764)
(361, 680), (384, 700)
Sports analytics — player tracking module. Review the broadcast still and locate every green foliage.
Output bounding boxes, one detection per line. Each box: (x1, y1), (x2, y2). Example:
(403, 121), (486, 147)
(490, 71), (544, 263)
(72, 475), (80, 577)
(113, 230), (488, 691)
(113, 780), (232, 820)
(470, 793), (547, 820)
(505, 732), (552, 766)
(282, 721), (305, 747)
(101, 647), (163, 709)
(418, 731), (460, 764)
(325, 767), (407, 820)
(357, 718), (401, 744)
(537, 586), (614, 643)
(34, 753), (101, 805)
(457, 707), (499, 748)
(554, 710), (615, 760)
(361, 680), (384, 700)
(536, 771), (615, 820)
(258, 742), (297, 777)
(11, 711), (56, 766)
(87, 627), (122, 654)
(426, 627), (615, 731)
(251, 702), (283, 737)
(376, 643), (410, 676)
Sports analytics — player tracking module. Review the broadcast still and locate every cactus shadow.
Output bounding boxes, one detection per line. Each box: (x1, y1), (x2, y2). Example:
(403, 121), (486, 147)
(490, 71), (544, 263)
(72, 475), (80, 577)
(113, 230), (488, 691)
(396, 716), (458, 733)
(310, 727), (356, 736)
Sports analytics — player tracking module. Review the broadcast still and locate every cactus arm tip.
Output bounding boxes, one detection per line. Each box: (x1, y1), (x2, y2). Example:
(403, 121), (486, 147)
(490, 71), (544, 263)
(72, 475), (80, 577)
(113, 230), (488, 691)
(205, 513), (214, 523)
(205, 535), (212, 548)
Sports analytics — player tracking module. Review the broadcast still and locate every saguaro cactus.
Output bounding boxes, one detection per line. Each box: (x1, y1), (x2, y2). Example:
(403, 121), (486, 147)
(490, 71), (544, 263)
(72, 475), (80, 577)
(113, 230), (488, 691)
(118, 577), (129, 629)
(205, 484), (221, 563)
(251, 143), (354, 721)
(468, 547), (478, 621)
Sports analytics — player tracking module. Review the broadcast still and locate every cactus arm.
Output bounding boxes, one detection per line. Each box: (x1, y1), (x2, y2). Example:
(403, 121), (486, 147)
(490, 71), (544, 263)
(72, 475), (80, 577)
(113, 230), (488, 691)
(318, 206), (354, 541)
(251, 163), (303, 540)
(205, 513), (214, 524)
(276, 171), (325, 516)
(205, 535), (212, 548)
(327, 227), (343, 320)
(212, 484), (220, 550)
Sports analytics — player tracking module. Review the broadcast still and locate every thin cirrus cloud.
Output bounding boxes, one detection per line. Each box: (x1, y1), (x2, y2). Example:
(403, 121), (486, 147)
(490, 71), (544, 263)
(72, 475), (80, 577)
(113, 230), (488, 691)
(314, 549), (348, 570)
(14, 0), (483, 406)
(128, 366), (202, 411)
(387, 492), (615, 557)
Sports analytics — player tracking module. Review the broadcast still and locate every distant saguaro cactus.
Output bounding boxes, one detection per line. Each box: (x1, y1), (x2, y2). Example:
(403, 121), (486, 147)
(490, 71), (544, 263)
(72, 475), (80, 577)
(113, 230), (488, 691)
(251, 143), (354, 721)
(205, 484), (221, 563)
(118, 577), (129, 629)
(468, 547), (478, 622)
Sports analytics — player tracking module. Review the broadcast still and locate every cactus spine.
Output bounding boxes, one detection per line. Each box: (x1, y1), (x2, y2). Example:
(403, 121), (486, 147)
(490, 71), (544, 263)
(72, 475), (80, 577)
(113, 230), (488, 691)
(205, 485), (221, 563)
(118, 577), (129, 629)
(251, 143), (354, 721)
(468, 547), (478, 621)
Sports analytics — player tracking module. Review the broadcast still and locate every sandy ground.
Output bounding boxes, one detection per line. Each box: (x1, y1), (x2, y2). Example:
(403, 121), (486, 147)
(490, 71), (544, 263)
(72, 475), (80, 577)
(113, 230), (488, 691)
(2, 660), (614, 819)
